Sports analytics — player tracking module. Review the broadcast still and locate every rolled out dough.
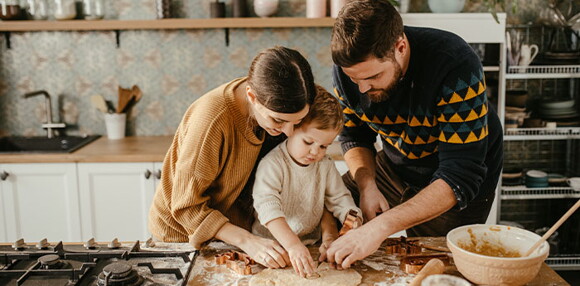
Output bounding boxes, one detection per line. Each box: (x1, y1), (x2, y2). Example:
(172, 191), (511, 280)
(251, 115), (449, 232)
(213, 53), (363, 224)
(249, 262), (362, 286)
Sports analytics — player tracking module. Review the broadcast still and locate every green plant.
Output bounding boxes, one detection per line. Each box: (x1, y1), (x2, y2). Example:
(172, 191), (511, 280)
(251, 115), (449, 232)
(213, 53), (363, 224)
(481, 0), (517, 23)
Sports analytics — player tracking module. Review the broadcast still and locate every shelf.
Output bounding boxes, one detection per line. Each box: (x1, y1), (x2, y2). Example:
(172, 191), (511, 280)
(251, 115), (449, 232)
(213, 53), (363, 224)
(0, 18), (336, 31)
(504, 128), (580, 141)
(483, 66), (500, 72)
(500, 185), (580, 200)
(505, 65), (580, 79)
(546, 256), (580, 271)
(0, 13), (506, 43)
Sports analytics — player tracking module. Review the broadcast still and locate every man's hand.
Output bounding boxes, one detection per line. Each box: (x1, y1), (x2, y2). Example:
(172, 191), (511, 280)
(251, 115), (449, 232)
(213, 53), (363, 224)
(287, 243), (317, 277)
(360, 186), (389, 221)
(238, 235), (290, 269)
(325, 222), (384, 269)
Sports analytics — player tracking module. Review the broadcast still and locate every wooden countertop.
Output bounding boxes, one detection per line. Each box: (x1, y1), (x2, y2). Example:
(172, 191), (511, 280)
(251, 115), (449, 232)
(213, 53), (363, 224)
(0, 136), (346, 163)
(0, 136), (174, 163)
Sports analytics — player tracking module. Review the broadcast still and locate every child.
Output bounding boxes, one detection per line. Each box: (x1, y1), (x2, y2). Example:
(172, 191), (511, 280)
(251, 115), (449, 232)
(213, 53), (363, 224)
(252, 86), (363, 277)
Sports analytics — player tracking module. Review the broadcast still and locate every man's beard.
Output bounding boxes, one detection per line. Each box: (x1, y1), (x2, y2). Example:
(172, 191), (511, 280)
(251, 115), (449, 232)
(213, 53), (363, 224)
(367, 61), (404, 103)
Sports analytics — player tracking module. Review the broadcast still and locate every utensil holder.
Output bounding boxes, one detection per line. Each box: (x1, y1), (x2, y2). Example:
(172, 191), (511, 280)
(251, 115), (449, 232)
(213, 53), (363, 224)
(104, 113), (126, 140)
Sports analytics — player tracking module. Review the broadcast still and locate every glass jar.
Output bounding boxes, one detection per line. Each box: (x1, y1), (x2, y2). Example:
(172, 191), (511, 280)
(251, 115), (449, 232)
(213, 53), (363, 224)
(54, 0), (76, 20)
(0, 0), (25, 20)
(82, 0), (103, 20)
(26, 0), (48, 20)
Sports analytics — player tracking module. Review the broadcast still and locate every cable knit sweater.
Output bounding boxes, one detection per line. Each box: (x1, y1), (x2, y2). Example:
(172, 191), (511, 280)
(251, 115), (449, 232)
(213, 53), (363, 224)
(148, 77), (270, 249)
(252, 141), (361, 244)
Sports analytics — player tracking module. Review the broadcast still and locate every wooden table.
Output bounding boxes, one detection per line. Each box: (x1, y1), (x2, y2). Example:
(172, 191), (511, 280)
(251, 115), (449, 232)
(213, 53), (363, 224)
(186, 238), (569, 285)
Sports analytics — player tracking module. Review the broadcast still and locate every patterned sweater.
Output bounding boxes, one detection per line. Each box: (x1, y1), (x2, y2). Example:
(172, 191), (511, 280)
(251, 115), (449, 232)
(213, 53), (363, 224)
(333, 26), (503, 209)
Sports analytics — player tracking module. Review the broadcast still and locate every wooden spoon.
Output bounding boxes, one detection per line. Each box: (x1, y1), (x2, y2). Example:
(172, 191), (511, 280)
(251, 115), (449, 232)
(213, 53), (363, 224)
(524, 198), (580, 257)
(90, 94), (108, 113)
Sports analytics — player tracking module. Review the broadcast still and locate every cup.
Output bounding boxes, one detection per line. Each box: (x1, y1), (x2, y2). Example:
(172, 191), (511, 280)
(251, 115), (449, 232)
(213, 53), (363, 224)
(567, 177), (580, 191)
(518, 44), (539, 72)
(209, 1), (225, 18)
(104, 113), (126, 140)
(306, 0), (325, 18)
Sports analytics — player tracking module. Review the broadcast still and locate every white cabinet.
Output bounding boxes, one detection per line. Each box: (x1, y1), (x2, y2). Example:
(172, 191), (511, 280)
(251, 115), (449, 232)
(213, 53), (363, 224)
(0, 163), (81, 242)
(77, 162), (162, 242)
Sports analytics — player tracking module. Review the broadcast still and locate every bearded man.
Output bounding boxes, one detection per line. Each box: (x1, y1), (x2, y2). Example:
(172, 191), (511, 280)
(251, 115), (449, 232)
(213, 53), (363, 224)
(325, 0), (504, 268)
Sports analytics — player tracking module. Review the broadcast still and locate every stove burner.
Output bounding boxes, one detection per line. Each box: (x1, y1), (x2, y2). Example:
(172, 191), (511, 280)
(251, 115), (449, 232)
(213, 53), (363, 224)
(38, 254), (70, 269)
(97, 262), (144, 286)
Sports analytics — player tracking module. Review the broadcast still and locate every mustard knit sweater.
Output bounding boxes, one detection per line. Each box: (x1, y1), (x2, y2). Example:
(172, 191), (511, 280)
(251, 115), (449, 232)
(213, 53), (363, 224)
(148, 77), (265, 249)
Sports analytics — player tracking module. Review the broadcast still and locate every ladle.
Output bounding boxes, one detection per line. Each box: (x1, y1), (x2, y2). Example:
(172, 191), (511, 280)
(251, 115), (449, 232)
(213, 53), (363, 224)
(524, 198), (580, 257)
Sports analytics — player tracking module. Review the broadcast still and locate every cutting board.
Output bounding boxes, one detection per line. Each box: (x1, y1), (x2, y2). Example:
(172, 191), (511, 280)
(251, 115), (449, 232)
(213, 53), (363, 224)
(186, 237), (569, 286)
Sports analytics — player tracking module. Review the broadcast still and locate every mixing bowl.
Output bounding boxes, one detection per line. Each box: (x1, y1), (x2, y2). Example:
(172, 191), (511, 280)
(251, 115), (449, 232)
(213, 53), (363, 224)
(447, 224), (549, 285)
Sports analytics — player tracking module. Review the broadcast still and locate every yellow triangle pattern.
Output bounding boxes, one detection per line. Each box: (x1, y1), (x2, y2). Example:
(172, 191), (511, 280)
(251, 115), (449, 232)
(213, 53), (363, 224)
(333, 88), (344, 101)
(477, 82), (485, 95)
(437, 97), (447, 106)
(343, 107), (355, 114)
(428, 135), (439, 143)
(345, 120), (357, 127)
(360, 114), (371, 122)
(409, 116), (422, 127)
(372, 116), (382, 124)
(448, 113), (464, 123)
(448, 92), (463, 104)
(464, 87), (477, 101)
(383, 116), (394, 124)
(479, 103), (488, 117)
(414, 136), (426, 144)
(447, 133), (463, 144)
(464, 131), (479, 143)
(465, 110), (480, 121)
(395, 115), (406, 124)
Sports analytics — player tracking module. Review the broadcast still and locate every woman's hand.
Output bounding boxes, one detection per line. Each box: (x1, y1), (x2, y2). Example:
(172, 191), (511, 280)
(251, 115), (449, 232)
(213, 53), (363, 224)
(239, 235), (290, 269)
(287, 242), (317, 277)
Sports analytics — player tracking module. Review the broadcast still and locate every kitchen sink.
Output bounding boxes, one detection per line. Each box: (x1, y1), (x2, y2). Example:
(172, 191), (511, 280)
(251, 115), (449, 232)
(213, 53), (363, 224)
(0, 135), (100, 153)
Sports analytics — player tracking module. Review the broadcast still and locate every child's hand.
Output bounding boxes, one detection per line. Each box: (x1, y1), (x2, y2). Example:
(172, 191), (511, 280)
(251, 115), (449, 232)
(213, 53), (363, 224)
(318, 237), (335, 263)
(287, 243), (317, 278)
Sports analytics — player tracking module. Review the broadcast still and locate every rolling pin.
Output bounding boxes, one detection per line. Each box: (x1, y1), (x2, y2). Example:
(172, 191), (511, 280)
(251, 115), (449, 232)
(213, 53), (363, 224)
(408, 258), (445, 286)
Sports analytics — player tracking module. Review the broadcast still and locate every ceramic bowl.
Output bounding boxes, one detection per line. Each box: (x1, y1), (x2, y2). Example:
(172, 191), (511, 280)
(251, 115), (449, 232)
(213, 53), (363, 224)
(506, 90), (528, 108)
(254, 0), (279, 17)
(447, 224), (549, 285)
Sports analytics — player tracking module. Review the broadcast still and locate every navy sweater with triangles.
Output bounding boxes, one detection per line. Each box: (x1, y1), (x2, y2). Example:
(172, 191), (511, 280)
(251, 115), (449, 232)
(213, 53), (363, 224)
(332, 26), (503, 209)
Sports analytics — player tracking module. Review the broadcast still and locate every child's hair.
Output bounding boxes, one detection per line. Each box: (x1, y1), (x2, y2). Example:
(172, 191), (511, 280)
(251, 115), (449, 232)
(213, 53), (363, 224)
(299, 86), (344, 131)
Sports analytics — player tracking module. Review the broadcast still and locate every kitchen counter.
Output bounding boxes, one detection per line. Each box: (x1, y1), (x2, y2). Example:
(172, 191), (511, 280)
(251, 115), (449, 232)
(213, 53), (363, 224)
(0, 136), (345, 163)
(189, 238), (570, 285)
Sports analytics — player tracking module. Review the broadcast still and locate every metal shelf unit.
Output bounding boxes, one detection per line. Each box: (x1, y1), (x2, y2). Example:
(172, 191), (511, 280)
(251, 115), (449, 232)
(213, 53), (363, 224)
(499, 53), (580, 269)
(505, 65), (580, 79)
(504, 127), (580, 141)
(501, 186), (580, 200)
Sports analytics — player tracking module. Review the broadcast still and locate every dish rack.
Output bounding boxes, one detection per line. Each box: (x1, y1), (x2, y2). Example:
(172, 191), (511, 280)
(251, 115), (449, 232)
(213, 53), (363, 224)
(499, 26), (580, 270)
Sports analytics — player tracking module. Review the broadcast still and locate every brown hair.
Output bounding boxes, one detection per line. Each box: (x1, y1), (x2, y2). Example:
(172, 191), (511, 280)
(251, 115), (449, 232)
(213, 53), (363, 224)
(331, 0), (404, 67)
(247, 46), (316, 113)
(299, 86), (343, 131)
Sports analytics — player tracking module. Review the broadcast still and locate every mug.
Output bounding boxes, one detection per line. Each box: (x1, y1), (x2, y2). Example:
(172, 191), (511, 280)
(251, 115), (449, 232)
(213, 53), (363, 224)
(567, 177), (580, 191)
(518, 44), (539, 71)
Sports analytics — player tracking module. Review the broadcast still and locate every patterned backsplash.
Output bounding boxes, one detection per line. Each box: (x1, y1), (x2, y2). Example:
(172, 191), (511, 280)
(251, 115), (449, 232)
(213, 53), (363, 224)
(0, 0), (564, 137)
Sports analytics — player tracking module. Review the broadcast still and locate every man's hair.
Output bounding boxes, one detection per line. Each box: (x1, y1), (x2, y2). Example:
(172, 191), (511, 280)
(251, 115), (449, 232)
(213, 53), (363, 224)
(299, 86), (343, 131)
(331, 0), (404, 67)
(248, 46), (316, 113)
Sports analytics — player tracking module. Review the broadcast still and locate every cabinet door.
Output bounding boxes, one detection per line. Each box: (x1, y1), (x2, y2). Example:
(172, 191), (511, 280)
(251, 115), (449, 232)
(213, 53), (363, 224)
(0, 163), (81, 242)
(77, 163), (156, 241)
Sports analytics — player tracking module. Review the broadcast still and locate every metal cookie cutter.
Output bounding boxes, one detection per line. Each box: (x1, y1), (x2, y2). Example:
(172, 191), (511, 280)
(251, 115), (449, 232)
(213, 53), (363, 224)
(400, 253), (450, 274)
(338, 209), (361, 236)
(215, 251), (257, 275)
(385, 236), (422, 256)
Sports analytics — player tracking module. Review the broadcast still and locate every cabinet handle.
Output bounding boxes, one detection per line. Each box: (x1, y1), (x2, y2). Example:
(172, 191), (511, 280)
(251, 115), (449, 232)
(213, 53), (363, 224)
(144, 169), (152, 179)
(0, 171), (8, 181)
(154, 170), (162, 180)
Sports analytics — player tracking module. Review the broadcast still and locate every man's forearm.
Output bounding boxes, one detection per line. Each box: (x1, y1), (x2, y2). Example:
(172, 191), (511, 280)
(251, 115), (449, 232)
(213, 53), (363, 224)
(343, 147), (377, 192)
(371, 179), (458, 237)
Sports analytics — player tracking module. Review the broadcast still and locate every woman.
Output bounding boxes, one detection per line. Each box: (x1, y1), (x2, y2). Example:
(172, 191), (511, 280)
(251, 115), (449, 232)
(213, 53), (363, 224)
(148, 46), (317, 269)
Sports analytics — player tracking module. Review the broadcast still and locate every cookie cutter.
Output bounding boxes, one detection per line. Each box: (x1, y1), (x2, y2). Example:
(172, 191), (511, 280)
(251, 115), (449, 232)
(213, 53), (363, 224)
(338, 209), (361, 236)
(215, 251), (257, 275)
(400, 253), (450, 274)
(385, 236), (422, 256)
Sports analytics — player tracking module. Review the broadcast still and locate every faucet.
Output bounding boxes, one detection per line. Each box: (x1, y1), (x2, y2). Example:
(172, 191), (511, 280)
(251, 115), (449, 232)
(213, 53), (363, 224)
(23, 90), (66, 138)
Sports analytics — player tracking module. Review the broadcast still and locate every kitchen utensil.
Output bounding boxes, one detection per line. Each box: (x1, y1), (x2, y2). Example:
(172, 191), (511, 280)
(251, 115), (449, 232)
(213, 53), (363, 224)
(90, 94), (108, 113)
(105, 100), (116, 113)
(104, 113), (126, 140)
(400, 254), (449, 274)
(0, 0), (25, 20)
(82, 0), (104, 20)
(254, 0), (278, 17)
(54, 0), (76, 20)
(518, 44), (539, 71)
(447, 224), (549, 285)
(131, 85), (142, 102)
(523, 199), (580, 256)
(567, 177), (580, 191)
(409, 258), (445, 286)
(117, 86), (133, 113)
(26, 0), (48, 20)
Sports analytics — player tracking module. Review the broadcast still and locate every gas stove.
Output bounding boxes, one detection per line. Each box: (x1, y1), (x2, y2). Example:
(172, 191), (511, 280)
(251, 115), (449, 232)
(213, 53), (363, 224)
(0, 238), (197, 286)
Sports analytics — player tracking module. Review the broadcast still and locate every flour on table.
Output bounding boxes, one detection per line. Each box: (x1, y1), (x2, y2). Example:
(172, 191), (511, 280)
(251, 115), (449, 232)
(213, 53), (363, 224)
(249, 262), (361, 286)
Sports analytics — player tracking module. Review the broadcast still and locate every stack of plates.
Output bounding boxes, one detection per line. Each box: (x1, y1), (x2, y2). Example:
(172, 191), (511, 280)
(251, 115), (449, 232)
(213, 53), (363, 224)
(525, 170), (549, 188)
(538, 99), (579, 120)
